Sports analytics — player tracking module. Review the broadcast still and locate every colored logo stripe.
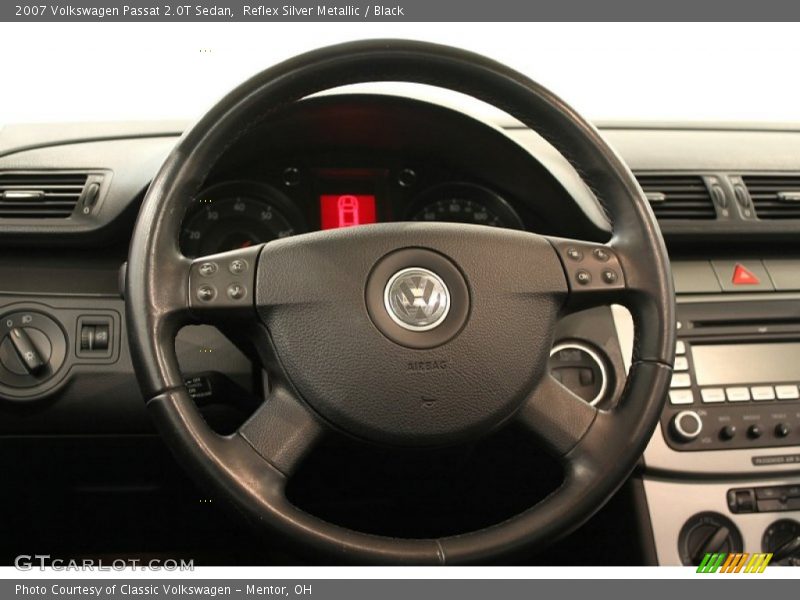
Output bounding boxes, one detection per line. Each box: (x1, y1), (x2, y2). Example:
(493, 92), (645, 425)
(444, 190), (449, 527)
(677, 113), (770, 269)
(696, 552), (772, 573)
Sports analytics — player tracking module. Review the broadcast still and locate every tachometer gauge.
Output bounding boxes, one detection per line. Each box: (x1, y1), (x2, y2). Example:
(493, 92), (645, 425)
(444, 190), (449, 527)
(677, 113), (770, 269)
(180, 182), (303, 258)
(409, 183), (524, 229)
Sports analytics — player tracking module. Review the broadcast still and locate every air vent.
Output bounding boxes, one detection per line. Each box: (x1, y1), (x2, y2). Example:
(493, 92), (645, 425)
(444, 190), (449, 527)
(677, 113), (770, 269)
(0, 172), (90, 219)
(634, 174), (716, 220)
(743, 175), (800, 220)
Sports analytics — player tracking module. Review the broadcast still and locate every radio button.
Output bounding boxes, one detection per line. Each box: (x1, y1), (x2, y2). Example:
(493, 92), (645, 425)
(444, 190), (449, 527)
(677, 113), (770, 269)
(751, 386), (776, 401)
(674, 356), (689, 371)
(671, 373), (691, 389)
(726, 387), (751, 402)
(776, 385), (800, 400)
(676, 341), (686, 355)
(669, 389), (694, 405)
(671, 410), (703, 442)
(747, 424), (763, 439)
(701, 388), (726, 403)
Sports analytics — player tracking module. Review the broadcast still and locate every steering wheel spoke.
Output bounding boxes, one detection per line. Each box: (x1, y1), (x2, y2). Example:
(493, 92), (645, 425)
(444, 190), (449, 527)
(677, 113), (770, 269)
(238, 384), (325, 478)
(516, 372), (598, 458)
(187, 245), (262, 324)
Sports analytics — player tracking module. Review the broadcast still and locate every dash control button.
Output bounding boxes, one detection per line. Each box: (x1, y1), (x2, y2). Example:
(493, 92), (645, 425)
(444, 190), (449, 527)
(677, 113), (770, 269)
(670, 373), (691, 389)
(751, 386), (776, 401)
(669, 389), (694, 405)
(726, 387), (750, 402)
(776, 385), (799, 400)
(701, 388), (726, 403)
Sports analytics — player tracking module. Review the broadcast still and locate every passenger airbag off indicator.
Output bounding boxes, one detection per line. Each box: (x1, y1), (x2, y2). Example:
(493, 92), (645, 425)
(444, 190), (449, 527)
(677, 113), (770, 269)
(732, 263), (760, 285)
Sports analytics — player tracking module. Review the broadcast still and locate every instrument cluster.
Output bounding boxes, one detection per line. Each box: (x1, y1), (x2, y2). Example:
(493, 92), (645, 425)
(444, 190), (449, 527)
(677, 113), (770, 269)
(179, 165), (530, 258)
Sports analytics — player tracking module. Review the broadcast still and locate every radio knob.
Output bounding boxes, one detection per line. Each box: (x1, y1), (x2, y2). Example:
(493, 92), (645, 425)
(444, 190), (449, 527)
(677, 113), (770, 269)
(719, 425), (737, 441)
(672, 410), (703, 442)
(748, 424), (763, 439)
(775, 423), (791, 438)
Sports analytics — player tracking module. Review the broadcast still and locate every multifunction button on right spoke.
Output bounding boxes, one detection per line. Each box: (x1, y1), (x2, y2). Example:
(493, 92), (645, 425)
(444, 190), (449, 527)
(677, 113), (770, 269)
(550, 240), (626, 299)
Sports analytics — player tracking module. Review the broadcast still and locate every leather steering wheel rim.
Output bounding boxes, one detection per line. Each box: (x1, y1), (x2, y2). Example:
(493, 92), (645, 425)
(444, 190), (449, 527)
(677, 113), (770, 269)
(126, 39), (675, 564)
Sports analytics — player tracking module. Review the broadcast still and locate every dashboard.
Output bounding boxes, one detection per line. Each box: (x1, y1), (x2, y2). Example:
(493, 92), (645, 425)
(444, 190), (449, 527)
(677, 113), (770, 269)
(1, 94), (800, 565)
(179, 173), (525, 258)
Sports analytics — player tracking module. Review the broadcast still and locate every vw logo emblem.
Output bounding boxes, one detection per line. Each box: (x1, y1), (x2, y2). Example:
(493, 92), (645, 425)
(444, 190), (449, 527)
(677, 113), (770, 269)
(383, 267), (450, 332)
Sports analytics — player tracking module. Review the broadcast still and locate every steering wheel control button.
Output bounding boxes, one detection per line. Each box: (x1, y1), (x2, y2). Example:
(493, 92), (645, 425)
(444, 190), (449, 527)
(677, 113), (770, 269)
(197, 285), (216, 302)
(672, 410), (703, 442)
(669, 389), (694, 405)
(198, 262), (218, 277)
(384, 267), (450, 332)
(228, 259), (248, 275)
(566, 247), (583, 261)
(189, 245), (261, 315)
(592, 248), (610, 262)
(552, 241), (626, 299)
(601, 269), (618, 284)
(227, 283), (246, 301)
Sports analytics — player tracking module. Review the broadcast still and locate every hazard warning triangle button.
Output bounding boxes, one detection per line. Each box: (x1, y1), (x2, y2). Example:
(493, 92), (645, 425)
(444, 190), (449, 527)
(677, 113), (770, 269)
(732, 263), (760, 285)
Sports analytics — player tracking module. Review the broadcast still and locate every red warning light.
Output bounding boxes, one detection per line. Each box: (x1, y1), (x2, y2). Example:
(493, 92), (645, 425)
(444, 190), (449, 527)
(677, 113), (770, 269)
(732, 264), (760, 285)
(320, 194), (376, 229)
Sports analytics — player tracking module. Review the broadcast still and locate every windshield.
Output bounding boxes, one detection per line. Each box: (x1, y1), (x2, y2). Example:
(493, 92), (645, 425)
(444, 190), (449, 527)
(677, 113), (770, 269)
(1, 22), (797, 124)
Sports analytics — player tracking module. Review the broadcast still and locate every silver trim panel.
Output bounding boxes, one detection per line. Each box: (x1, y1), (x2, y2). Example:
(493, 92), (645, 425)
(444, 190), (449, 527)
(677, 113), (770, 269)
(643, 476), (800, 565)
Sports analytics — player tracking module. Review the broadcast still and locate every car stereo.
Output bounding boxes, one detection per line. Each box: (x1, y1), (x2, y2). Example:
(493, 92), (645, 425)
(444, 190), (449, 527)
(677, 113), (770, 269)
(661, 299), (800, 452)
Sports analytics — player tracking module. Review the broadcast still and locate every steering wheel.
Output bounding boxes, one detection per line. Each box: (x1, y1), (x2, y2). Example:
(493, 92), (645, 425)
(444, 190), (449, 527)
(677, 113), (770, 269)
(126, 40), (675, 564)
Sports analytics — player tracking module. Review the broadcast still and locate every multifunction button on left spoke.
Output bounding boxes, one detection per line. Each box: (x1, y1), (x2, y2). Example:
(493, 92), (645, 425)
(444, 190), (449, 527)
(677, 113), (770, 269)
(188, 245), (261, 318)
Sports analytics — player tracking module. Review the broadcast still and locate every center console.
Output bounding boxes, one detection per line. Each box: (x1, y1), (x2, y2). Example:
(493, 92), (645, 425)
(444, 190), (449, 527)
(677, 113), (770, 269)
(625, 258), (800, 566)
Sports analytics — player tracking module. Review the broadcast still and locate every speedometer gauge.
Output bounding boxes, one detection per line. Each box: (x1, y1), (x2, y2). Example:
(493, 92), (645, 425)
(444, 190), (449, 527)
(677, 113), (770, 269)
(180, 182), (303, 258)
(409, 183), (524, 230)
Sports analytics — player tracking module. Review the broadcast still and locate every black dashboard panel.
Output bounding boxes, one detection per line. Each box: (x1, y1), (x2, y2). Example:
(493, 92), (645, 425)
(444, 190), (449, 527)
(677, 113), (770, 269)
(178, 95), (606, 254)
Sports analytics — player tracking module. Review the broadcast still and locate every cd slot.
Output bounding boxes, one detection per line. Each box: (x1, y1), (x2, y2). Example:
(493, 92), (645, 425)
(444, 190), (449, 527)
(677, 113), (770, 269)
(692, 317), (800, 330)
